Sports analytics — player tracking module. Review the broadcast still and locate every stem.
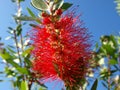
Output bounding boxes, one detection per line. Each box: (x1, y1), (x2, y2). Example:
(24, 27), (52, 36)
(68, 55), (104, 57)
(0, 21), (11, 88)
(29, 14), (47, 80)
(13, 30), (22, 65)
(17, 0), (28, 79)
(16, 0), (24, 52)
(107, 55), (111, 90)
(16, 0), (26, 68)
(28, 80), (32, 90)
(79, 86), (83, 90)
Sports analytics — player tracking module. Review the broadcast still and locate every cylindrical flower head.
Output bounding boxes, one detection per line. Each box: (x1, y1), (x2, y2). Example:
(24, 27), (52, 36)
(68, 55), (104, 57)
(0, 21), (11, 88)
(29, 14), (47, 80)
(31, 12), (91, 89)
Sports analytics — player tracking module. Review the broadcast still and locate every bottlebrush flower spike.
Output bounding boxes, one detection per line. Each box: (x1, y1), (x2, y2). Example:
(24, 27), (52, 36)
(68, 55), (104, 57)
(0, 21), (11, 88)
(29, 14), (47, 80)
(31, 11), (91, 89)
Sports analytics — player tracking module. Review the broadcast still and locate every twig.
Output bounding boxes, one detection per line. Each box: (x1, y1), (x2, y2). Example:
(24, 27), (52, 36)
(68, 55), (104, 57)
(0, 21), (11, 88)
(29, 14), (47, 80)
(107, 55), (111, 90)
(13, 30), (22, 66)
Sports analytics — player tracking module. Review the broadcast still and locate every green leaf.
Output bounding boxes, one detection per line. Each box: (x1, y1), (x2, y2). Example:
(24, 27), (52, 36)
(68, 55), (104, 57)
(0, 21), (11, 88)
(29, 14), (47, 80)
(105, 45), (115, 55)
(18, 0), (25, 2)
(0, 80), (3, 82)
(14, 16), (41, 23)
(93, 42), (99, 51)
(39, 87), (47, 90)
(29, 24), (38, 27)
(0, 71), (3, 74)
(11, 0), (16, 2)
(25, 57), (32, 67)
(91, 79), (98, 90)
(17, 67), (29, 75)
(20, 80), (28, 90)
(102, 82), (108, 89)
(27, 7), (36, 17)
(53, 0), (64, 10)
(7, 46), (15, 54)
(0, 50), (29, 75)
(110, 35), (118, 48)
(115, 0), (120, 15)
(5, 67), (17, 77)
(61, 3), (73, 11)
(31, 0), (48, 11)
(109, 59), (118, 65)
(14, 16), (38, 21)
(16, 24), (22, 36)
(22, 47), (33, 57)
(8, 27), (14, 30)
(11, 0), (25, 3)
(100, 35), (117, 56)
(0, 49), (13, 60)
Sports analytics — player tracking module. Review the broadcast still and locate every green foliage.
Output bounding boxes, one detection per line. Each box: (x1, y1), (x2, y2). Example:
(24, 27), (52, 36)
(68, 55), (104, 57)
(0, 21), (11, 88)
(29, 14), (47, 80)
(109, 59), (118, 65)
(91, 79), (98, 90)
(0, 49), (29, 75)
(27, 7), (36, 18)
(11, 0), (25, 3)
(1, 0), (120, 90)
(61, 3), (73, 11)
(115, 0), (120, 15)
(91, 35), (120, 90)
(31, 0), (48, 11)
(20, 80), (28, 90)
(14, 16), (39, 21)
(53, 0), (64, 10)
(100, 35), (117, 56)
(16, 24), (22, 36)
(14, 16), (41, 23)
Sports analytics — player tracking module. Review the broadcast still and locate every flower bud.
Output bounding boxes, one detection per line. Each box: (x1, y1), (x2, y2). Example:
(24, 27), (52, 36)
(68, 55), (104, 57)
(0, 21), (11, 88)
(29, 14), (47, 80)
(55, 9), (62, 16)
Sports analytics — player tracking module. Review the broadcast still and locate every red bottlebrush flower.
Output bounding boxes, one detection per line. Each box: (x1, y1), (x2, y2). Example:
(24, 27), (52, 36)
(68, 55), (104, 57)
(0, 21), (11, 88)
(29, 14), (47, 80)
(55, 9), (62, 16)
(31, 12), (91, 89)
(42, 17), (52, 25)
(41, 12), (50, 17)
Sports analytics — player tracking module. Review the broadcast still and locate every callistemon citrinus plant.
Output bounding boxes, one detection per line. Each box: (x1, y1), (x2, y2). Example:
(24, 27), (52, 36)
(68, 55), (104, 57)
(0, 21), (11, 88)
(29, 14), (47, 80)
(30, 0), (92, 89)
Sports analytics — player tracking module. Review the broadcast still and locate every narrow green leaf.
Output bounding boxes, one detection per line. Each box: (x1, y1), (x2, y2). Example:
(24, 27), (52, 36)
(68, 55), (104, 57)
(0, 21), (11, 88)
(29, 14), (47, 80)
(31, 0), (48, 10)
(29, 24), (38, 27)
(0, 49), (13, 60)
(53, 0), (64, 10)
(7, 46), (15, 53)
(22, 47), (33, 57)
(102, 82), (108, 89)
(14, 16), (38, 21)
(11, 0), (25, 3)
(8, 27), (14, 30)
(102, 44), (116, 56)
(109, 59), (118, 65)
(11, 0), (16, 2)
(0, 71), (3, 74)
(91, 79), (98, 90)
(111, 70), (118, 75)
(19, 0), (25, 2)
(0, 50), (29, 75)
(25, 58), (32, 67)
(39, 87), (47, 90)
(110, 35), (118, 48)
(93, 42), (99, 51)
(0, 80), (3, 82)
(61, 3), (73, 11)
(27, 7), (36, 17)
(20, 80), (28, 90)
(16, 24), (22, 36)
(14, 16), (41, 23)
(17, 67), (29, 75)
(115, 0), (120, 15)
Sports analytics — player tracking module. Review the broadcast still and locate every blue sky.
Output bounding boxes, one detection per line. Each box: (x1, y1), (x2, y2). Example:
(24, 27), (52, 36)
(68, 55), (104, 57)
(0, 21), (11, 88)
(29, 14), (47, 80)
(0, 0), (120, 90)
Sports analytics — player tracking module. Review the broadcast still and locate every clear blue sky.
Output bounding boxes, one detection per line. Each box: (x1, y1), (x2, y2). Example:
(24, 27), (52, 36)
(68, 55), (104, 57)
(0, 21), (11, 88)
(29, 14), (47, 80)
(0, 0), (120, 90)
